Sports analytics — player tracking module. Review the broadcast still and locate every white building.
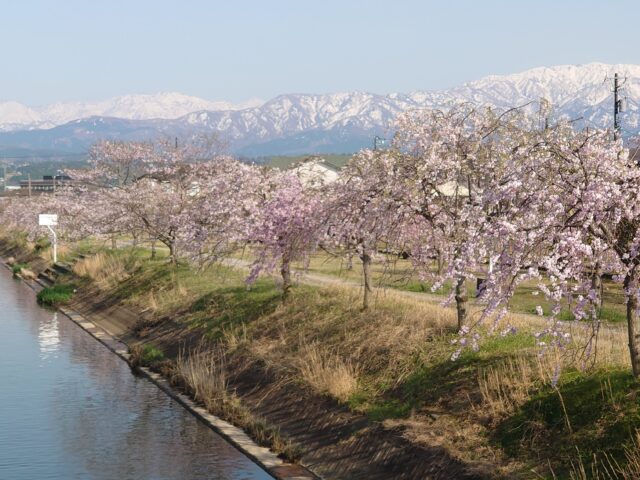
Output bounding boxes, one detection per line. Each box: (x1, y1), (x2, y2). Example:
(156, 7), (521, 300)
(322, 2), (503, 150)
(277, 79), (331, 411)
(291, 157), (340, 187)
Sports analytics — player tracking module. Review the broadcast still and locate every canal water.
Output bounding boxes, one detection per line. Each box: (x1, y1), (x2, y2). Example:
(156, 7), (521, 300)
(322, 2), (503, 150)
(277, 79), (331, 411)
(0, 270), (272, 480)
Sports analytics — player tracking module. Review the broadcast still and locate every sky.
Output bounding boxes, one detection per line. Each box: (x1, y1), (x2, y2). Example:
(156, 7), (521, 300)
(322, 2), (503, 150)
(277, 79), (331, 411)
(1, 0), (638, 105)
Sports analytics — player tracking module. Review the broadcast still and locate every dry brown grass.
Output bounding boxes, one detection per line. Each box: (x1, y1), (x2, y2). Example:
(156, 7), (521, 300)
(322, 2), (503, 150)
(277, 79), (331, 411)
(620, 433), (640, 478)
(175, 347), (228, 410)
(221, 323), (248, 351)
(477, 313), (629, 423)
(73, 252), (131, 289)
(42, 244), (69, 262)
(254, 283), (630, 410)
(174, 345), (299, 461)
(297, 343), (359, 402)
(19, 268), (37, 280)
(245, 284), (459, 401)
(143, 291), (159, 313)
(478, 355), (546, 420)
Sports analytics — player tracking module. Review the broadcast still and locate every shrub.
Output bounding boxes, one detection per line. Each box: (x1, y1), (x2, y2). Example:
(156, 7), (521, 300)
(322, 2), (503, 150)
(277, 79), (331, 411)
(141, 344), (165, 364)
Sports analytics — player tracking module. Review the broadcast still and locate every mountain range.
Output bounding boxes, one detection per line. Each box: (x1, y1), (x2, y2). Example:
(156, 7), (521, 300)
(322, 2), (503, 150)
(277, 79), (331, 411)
(0, 63), (638, 158)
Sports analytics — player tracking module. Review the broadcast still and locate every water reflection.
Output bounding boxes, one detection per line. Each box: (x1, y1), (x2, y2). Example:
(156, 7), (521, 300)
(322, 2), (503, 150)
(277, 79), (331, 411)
(38, 312), (60, 360)
(0, 272), (272, 480)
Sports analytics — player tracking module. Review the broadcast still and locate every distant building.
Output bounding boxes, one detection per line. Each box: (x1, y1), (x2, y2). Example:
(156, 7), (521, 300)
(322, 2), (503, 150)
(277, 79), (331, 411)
(291, 157), (340, 187)
(435, 180), (470, 197)
(19, 175), (73, 193)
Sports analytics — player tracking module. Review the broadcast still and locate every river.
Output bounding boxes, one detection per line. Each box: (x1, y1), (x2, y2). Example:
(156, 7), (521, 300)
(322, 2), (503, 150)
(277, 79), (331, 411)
(0, 269), (272, 480)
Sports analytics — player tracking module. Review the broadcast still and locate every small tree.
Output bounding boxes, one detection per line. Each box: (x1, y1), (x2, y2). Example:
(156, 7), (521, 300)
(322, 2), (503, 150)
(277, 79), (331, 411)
(247, 171), (324, 300)
(326, 149), (408, 309)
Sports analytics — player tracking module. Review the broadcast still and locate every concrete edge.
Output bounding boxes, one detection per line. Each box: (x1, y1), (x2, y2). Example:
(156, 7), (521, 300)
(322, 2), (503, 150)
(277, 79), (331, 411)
(2, 260), (317, 480)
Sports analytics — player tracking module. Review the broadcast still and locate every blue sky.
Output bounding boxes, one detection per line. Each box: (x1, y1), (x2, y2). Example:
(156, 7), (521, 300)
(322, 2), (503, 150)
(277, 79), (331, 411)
(1, 0), (637, 105)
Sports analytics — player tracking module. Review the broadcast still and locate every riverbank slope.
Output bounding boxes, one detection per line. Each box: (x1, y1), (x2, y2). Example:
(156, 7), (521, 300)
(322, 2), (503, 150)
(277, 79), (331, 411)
(3, 234), (639, 479)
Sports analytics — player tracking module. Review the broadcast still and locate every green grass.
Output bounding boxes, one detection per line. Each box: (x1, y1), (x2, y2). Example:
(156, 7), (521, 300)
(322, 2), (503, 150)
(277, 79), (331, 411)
(530, 305), (628, 324)
(189, 280), (281, 340)
(495, 368), (640, 476)
(140, 344), (165, 364)
(37, 284), (75, 305)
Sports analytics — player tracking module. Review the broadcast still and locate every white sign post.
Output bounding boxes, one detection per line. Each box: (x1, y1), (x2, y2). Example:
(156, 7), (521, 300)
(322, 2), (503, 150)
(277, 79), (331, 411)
(39, 214), (58, 264)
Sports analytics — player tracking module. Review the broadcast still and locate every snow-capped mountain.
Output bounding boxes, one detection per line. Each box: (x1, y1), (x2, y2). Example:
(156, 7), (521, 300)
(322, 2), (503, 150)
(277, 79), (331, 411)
(1, 63), (638, 157)
(442, 63), (640, 132)
(0, 93), (263, 131)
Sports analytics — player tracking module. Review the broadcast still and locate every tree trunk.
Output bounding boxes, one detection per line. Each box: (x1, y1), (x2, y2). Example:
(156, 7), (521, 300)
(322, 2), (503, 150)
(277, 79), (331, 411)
(360, 248), (372, 310)
(346, 252), (354, 271)
(436, 249), (444, 276)
(281, 252), (292, 301)
(591, 263), (603, 311)
(111, 235), (117, 249)
(625, 271), (640, 377)
(132, 233), (139, 247)
(168, 243), (177, 265)
(455, 276), (468, 330)
(150, 239), (157, 259)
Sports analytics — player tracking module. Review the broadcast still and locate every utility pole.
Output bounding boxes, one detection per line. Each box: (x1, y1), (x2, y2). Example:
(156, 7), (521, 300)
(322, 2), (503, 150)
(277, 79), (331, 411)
(28, 173), (32, 197)
(613, 72), (625, 141)
(614, 73), (620, 140)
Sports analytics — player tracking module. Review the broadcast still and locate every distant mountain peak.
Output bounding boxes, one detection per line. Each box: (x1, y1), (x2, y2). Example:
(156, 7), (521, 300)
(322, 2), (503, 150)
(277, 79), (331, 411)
(0, 93), (263, 132)
(0, 63), (638, 156)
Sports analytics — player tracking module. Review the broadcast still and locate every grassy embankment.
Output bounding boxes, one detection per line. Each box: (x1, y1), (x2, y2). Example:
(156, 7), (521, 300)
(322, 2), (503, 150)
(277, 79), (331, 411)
(5, 229), (640, 478)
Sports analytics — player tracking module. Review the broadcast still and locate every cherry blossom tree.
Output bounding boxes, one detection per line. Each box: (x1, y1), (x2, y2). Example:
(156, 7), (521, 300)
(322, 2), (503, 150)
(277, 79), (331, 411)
(246, 171), (324, 300)
(325, 149), (409, 309)
(70, 139), (206, 263)
(520, 124), (640, 374)
(390, 105), (534, 329)
(176, 158), (267, 264)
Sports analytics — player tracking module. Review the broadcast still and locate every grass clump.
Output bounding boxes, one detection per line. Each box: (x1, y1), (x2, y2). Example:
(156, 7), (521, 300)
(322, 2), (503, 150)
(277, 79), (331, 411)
(297, 343), (360, 403)
(11, 263), (28, 276)
(130, 344), (166, 366)
(37, 284), (75, 306)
